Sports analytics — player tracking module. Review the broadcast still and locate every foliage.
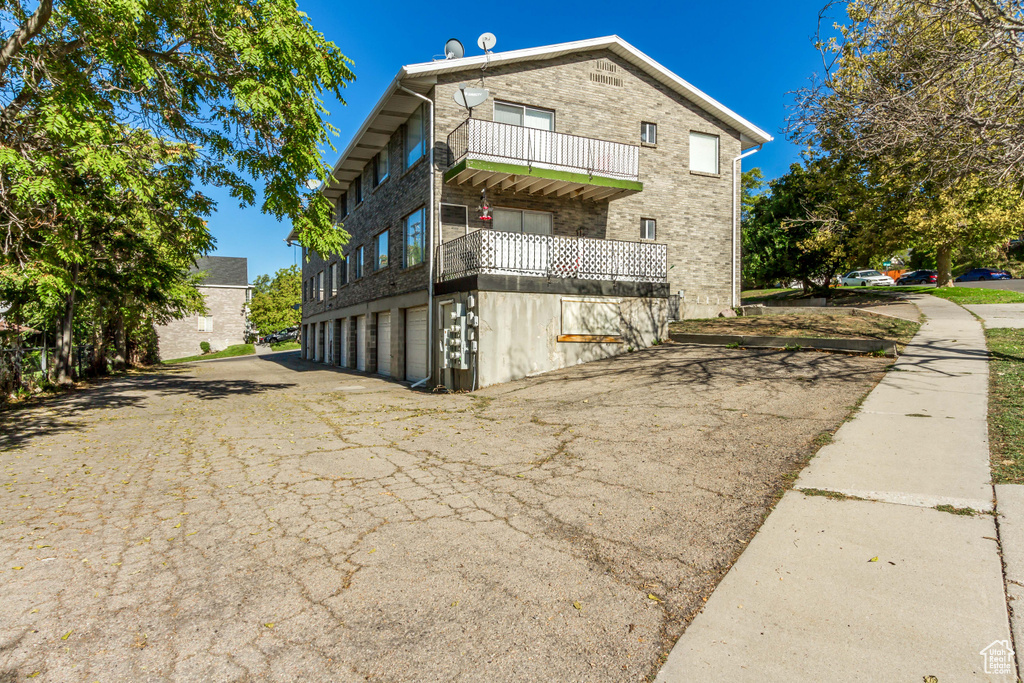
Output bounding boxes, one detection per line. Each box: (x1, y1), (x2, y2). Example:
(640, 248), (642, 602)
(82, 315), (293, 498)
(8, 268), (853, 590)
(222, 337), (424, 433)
(248, 264), (301, 335)
(790, 0), (1024, 284)
(200, 341), (211, 355)
(988, 328), (1024, 484)
(742, 157), (870, 293)
(0, 0), (354, 261)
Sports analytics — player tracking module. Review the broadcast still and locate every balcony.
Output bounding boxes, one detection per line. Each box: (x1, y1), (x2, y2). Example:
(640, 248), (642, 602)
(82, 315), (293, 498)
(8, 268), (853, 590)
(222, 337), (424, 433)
(444, 119), (643, 201)
(437, 230), (667, 284)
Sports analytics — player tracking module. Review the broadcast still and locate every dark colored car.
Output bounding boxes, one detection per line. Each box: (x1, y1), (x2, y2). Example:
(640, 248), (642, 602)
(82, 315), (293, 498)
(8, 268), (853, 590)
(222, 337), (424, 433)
(954, 268), (1013, 282)
(264, 327), (299, 344)
(896, 270), (938, 285)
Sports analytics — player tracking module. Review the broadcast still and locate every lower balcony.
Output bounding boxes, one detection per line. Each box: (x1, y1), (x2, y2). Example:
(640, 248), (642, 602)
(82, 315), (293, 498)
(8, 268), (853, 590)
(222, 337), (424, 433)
(437, 230), (667, 288)
(444, 119), (643, 202)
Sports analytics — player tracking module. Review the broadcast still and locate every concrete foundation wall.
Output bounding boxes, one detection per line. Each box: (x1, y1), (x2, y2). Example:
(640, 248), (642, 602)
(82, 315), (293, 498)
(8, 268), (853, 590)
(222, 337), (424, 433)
(469, 291), (667, 388)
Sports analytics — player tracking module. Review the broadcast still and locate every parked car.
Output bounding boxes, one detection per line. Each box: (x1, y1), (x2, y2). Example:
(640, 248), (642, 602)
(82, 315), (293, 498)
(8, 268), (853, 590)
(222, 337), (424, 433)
(264, 327), (299, 344)
(839, 270), (895, 287)
(896, 269), (938, 285)
(954, 267), (1013, 282)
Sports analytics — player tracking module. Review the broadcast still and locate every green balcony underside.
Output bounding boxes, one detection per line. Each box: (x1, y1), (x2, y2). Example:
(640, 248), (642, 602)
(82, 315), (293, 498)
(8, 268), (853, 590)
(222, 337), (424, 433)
(443, 158), (643, 201)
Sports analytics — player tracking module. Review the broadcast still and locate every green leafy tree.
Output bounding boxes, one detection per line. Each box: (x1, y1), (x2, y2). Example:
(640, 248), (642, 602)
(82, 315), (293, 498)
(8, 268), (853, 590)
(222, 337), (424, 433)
(0, 0), (354, 262)
(248, 264), (301, 336)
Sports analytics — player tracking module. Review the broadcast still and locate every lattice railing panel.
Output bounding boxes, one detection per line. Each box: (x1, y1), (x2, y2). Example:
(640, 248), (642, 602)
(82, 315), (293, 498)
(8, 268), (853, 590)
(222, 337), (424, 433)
(437, 231), (667, 283)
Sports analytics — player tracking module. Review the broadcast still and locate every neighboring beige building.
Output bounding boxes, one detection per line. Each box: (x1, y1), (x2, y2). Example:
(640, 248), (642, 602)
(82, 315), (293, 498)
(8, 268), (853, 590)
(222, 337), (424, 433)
(155, 256), (251, 361)
(287, 36), (771, 389)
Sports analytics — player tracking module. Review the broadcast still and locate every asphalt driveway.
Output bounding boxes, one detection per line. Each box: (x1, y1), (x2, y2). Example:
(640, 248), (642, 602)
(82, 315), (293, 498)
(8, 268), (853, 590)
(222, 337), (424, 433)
(0, 346), (888, 682)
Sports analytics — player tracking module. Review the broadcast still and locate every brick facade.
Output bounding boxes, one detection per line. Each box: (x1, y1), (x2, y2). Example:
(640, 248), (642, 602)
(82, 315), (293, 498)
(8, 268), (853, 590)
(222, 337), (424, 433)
(155, 286), (248, 361)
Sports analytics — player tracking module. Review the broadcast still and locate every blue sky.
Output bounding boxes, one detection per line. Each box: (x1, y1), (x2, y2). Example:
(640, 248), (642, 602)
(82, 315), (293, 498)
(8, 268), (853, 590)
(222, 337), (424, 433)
(209, 0), (838, 281)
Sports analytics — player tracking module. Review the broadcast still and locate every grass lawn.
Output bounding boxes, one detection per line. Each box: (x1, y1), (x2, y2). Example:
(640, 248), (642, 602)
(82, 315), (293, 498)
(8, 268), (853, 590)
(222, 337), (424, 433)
(162, 343), (255, 364)
(270, 341), (300, 351)
(669, 313), (920, 347)
(742, 285), (1024, 306)
(988, 329), (1024, 484)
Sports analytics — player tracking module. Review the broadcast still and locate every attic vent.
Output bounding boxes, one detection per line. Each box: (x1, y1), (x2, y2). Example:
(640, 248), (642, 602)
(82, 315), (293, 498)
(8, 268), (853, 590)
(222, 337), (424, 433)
(440, 203), (469, 228)
(594, 59), (617, 73)
(589, 72), (623, 87)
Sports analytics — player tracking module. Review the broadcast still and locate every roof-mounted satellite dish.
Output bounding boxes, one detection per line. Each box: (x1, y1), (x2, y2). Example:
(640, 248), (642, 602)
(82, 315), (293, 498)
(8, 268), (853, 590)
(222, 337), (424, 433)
(444, 38), (465, 60)
(477, 32), (496, 52)
(454, 83), (489, 110)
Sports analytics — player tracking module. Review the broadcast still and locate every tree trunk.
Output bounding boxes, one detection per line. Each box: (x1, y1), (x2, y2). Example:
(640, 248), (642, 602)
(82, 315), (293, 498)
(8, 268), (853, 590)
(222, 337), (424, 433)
(936, 244), (954, 287)
(54, 263), (78, 385)
(112, 311), (127, 371)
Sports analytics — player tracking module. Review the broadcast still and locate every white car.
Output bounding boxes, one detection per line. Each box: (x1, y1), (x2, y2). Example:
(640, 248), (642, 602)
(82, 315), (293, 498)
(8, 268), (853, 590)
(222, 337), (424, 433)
(839, 270), (895, 287)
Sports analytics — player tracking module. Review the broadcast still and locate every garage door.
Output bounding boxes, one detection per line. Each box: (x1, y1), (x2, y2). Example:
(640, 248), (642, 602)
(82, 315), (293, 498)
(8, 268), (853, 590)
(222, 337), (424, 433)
(339, 319), (348, 368)
(356, 315), (366, 372)
(405, 306), (428, 382)
(377, 312), (391, 377)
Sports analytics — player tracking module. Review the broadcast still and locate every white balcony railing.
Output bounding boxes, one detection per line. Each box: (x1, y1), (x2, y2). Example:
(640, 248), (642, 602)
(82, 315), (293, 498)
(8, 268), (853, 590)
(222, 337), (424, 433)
(446, 119), (640, 182)
(437, 231), (667, 283)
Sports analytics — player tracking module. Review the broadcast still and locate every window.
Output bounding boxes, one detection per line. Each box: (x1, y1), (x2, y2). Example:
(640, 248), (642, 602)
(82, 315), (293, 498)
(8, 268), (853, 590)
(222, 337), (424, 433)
(353, 174), (362, 204)
(690, 132), (720, 174)
(197, 316), (213, 332)
(340, 257), (348, 286)
(376, 230), (389, 270)
(641, 122), (657, 145)
(335, 192), (347, 222)
(318, 271), (324, 300)
(353, 246), (364, 279)
(494, 101), (554, 130)
(404, 208), (425, 267)
(375, 149), (389, 186)
(328, 263), (336, 297)
(406, 104), (426, 167)
(641, 218), (656, 240)
(492, 208), (553, 235)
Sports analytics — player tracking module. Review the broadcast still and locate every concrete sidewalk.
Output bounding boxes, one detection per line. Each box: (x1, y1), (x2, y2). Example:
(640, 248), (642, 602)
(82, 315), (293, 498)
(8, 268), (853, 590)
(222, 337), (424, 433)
(657, 295), (1015, 681)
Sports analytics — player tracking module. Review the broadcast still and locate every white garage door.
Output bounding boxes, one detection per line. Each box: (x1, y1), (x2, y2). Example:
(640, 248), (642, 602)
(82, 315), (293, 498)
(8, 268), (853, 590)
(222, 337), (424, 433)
(405, 306), (428, 382)
(377, 312), (391, 377)
(356, 315), (366, 372)
(339, 319), (348, 367)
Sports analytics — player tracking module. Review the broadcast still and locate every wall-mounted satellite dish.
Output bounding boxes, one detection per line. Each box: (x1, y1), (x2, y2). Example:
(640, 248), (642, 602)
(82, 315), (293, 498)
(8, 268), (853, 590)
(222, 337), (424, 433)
(454, 83), (489, 110)
(444, 38), (465, 60)
(477, 32), (497, 52)
(305, 179), (321, 190)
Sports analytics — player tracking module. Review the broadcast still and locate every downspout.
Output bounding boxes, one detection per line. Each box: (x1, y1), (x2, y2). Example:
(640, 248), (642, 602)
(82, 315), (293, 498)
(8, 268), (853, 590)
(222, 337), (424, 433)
(731, 145), (762, 308)
(399, 85), (435, 389)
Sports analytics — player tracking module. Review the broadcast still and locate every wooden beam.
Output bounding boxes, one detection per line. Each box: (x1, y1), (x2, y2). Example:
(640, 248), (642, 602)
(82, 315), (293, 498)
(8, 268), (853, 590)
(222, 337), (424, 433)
(525, 179), (560, 195)
(555, 183), (582, 198)
(485, 173), (512, 190)
(499, 175), (518, 191)
(518, 177), (552, 194)
(539, 181), (569, 197)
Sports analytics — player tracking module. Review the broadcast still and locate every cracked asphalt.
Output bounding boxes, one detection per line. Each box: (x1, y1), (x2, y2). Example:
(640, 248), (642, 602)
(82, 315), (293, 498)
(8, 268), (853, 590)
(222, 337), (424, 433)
(0, 345), (888, 682)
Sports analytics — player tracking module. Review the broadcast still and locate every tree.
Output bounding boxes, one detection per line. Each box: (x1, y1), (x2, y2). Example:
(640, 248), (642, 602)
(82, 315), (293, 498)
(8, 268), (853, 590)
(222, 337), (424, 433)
(791, 0), (1024, 284)
(0, 0), (354, 262)
(248, 264), (300, 336)
(743, 157), (870, 293)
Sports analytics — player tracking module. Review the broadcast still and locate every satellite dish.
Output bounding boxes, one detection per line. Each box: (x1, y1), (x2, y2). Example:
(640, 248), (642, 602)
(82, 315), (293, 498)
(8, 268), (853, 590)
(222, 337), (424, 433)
(477, 32), (496, 52)
(305, 179), (321, 190)
(454, 84), (489, 109)
(444, 38), (465, 60)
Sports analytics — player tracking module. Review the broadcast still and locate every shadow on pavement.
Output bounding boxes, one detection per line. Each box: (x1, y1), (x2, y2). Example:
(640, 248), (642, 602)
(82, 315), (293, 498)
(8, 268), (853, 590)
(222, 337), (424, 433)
(0, 367), (295, 452)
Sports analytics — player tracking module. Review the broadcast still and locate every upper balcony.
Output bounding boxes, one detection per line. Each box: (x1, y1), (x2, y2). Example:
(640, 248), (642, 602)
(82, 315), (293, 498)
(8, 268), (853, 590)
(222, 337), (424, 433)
(444, 119), (643, 201)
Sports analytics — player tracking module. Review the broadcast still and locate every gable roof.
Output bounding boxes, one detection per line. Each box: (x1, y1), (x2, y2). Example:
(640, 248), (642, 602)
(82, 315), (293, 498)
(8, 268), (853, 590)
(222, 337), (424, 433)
(192, 256), (248, 287)
(286, 35), (773, 244)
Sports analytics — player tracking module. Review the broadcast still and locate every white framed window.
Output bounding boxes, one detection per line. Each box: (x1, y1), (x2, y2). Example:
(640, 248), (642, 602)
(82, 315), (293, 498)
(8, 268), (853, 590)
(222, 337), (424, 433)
(376, 230), (389, 270)
(641, 218), (656, 240)
(690, 132), (720, 174)
(406, 104), (426, 167)
(318, 271), (324, 300)
(197, 316), (213, 332)
(404, 207), (425, 267)
(492, 208), (553, 235)
(328, 263), (336, 297)
(641, 122), (657, 145)
(375, 149), (389, 185)
(494, 101), (554, 131)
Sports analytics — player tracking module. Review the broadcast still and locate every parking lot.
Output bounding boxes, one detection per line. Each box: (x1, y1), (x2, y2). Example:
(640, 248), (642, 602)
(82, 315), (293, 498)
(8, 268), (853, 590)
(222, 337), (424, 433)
(0, 345), (888, 681)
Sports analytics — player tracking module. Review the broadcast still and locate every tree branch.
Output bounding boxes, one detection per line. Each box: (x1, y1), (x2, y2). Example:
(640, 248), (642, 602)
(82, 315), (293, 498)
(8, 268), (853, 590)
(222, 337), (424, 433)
(0, 0), (54, 79)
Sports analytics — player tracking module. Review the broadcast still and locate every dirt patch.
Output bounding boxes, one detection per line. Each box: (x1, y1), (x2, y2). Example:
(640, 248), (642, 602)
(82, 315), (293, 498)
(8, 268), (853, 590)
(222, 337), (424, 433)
(0, 347), (888, 682)
(671, 313), (919, 349)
